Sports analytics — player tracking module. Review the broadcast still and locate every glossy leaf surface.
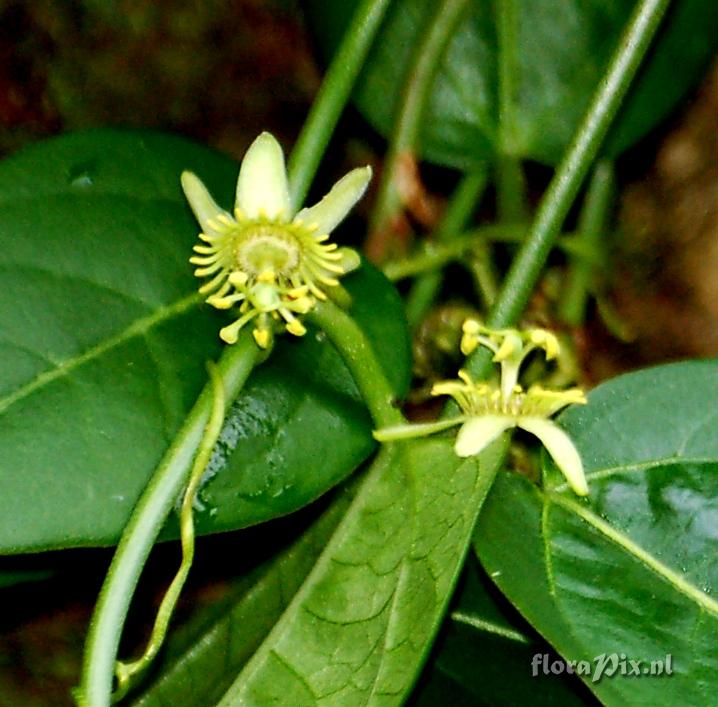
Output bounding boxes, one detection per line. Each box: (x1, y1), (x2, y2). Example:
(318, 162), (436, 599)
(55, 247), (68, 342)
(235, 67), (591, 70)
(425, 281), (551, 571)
(475, 360), (718, 705)
(215, 437), (504, 706)
(307, 0), (718, 168)
(0, 130), (410, 553)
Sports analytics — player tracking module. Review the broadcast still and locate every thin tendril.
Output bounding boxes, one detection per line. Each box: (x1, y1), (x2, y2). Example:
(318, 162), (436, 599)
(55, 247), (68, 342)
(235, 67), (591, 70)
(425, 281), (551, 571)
(112, 362), (226, 701)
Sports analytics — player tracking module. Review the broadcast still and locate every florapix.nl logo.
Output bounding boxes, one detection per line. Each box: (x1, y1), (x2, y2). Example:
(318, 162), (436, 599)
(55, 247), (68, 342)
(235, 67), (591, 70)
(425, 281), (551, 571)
(531, 653), (673, 683)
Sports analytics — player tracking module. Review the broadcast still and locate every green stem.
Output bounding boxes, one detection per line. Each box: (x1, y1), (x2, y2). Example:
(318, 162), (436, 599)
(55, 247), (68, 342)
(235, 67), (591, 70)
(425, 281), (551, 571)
(112, 362), (226, 700)
(373, 417), (464, 441)
(287, 0), (392, 210)
(384, 225), (523, 281)
(467, 244), (499, 309)
(495, 155), (528, 224)
(384, 225), (595, 281)
(369, 0), (469, 240)
(405, 168), (489, 327)
(76, 333), (263, 707)
(307, 302), (404, 429)
(465, 0), (670, 379)
(558, 160), (614, 326)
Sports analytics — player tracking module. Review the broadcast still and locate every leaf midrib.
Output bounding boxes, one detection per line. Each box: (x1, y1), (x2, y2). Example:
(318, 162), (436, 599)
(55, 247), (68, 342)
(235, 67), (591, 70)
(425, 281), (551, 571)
(450, 610), (530, 644)
(366, 450), (417, 704)
(548, 493), (718, 617)
(0, 291), (202, 416)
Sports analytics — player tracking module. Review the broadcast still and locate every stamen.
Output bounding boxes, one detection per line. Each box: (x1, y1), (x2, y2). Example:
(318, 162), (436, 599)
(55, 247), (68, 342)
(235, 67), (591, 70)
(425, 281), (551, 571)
(193, 263), (223, 277)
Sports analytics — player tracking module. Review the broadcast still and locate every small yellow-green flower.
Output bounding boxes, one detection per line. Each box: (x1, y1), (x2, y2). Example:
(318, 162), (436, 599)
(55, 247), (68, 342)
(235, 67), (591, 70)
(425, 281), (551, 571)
(431, 370), (588, 495)
(374, 323), (589, 496)
(461, 319), (560, 404)
(182, 132), (370, 348)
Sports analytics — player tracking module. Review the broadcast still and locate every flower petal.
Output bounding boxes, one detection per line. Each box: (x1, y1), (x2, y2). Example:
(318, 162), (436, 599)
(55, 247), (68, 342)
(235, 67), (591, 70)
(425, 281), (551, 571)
(524, 385), (587, 417)
(518, 417), (588, 496)
(336, 247), (361, 274)
(236, 132), (291, 221)
(454, 415), (513, 457)
(294, 166), (372, 235)
(181, 171), (231, 233)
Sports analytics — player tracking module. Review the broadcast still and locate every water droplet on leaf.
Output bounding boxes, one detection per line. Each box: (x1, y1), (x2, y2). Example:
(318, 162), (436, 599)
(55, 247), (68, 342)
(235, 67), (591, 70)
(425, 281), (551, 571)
(68, 162), (96, 189)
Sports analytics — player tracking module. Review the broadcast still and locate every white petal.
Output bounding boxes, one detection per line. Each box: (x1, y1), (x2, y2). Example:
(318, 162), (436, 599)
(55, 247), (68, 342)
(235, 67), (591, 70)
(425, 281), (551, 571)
(336, 247), (361, 274)
(454, 415), (513, 457)
(518, 417), (589, 496)
(181, 171), (231, 233)
(236, 132), (291, 221)
(294, 166), (372, 235)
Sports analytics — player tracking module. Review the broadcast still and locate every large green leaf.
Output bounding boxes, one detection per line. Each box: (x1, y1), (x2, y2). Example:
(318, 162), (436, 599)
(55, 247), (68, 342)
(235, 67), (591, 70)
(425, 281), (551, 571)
(306, 0), (718, 168)
(475, 360), (718, 705)
(0, 129), (410, 553)
(214, 437), (504, 706)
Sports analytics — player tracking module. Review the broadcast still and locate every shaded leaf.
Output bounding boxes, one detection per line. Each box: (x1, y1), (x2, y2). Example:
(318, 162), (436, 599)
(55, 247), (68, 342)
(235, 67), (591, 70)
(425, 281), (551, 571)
(307, 0), (718, 168)
(411, 557), (593, 706)
(0, 569), (53, 589)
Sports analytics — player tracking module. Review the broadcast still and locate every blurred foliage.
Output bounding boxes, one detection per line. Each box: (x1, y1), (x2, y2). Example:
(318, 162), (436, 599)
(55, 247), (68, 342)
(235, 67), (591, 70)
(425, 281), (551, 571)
(0, 0), (316, 156)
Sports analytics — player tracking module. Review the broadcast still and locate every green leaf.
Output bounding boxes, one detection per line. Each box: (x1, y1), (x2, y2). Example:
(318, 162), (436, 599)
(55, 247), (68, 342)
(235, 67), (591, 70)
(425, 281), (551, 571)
(306, 0), (718, 168)
(475, 360), (718, 705)
(133, 487), (355, 707)
(411, 558), (592, 706)
(214, 436), (504, 706)
(0, 569), (53, 589)
(0, 129), (410, 553)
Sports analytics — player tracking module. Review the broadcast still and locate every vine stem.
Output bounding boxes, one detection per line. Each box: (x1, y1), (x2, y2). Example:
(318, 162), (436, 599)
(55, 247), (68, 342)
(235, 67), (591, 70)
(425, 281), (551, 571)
(383, 225), (596, 282)
(112, 362), (226, 700)
(287, 0), (392, 211)
(465, 0), (670, 379)
(558, 160), (615, 326)
(307, 300), (405, 430)
(367, 0), (470, 255)
(76, 333), (264, 707)
(404, 168), (489, 327)
(495, 155), (528, 225)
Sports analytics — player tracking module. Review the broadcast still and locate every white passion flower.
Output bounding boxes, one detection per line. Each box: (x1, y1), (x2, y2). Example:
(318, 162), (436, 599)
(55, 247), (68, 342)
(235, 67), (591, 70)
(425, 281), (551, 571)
(374, 323), (589, 497)
(182, 132), (370, 348)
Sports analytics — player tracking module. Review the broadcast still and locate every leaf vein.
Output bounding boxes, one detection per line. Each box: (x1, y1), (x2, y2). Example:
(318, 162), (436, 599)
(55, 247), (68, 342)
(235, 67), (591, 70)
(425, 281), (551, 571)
(0, 291), (201, 416)
(269, 649), (318, 700)
(549, 494), (718, 617)
(450, 609), (531, 643)
(301, 589), (395, 626)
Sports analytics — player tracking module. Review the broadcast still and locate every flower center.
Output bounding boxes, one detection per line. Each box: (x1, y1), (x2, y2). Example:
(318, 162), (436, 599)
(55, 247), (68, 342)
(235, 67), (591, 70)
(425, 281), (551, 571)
(236, 225), (301, 278)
